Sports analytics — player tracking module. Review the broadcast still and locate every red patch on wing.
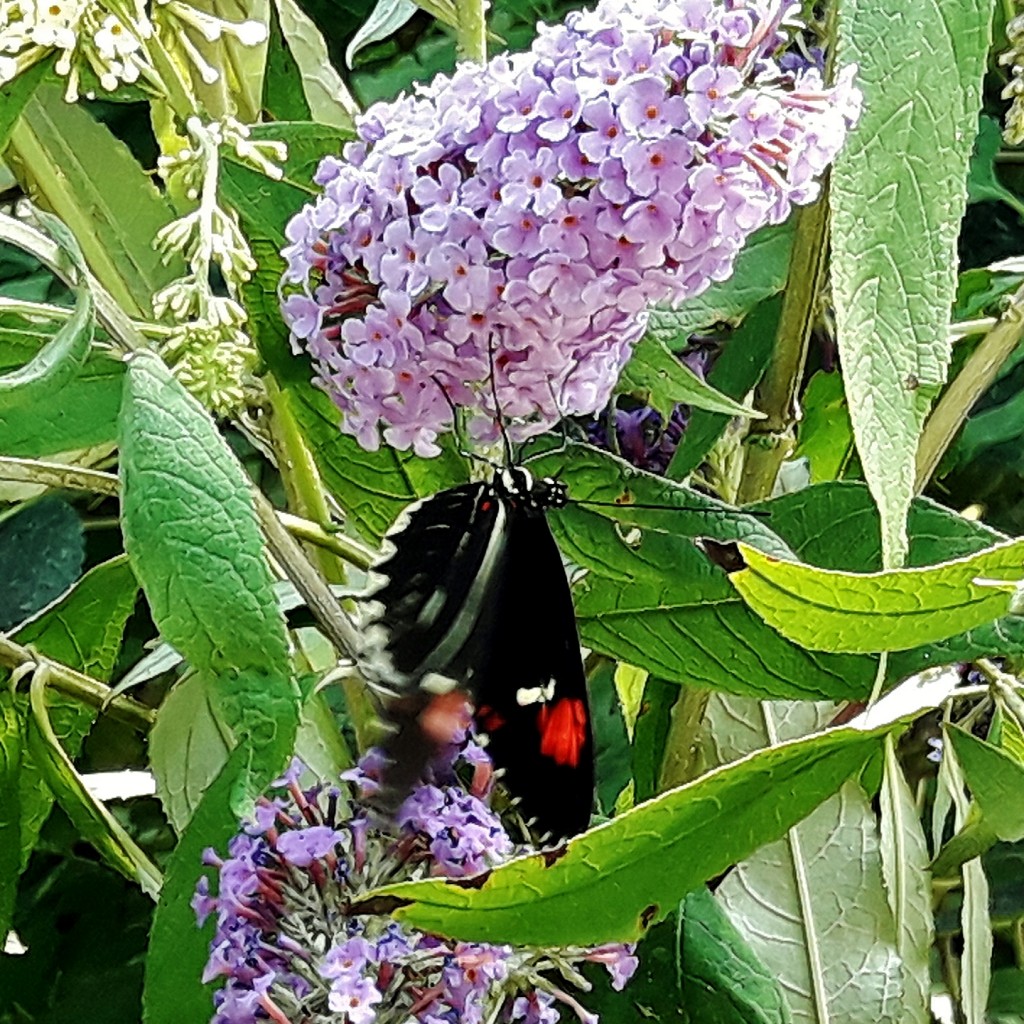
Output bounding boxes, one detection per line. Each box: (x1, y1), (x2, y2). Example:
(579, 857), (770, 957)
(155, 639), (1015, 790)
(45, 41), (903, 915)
(537, 698), (588, 767)
(476, 704), (506, 733)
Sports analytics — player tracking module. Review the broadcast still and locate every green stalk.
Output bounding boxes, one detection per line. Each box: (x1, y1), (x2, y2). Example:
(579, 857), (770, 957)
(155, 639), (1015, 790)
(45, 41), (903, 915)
(658, 686), (711, 790)
(736, 196), (830, 504)
(915, 279), (1024, 491)
(263, 376), (379, 752)
(0, 635), (155, 731)
(454, 0), (487, 63)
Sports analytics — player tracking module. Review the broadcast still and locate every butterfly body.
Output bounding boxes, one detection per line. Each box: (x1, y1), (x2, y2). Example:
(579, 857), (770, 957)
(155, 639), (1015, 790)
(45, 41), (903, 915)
(357, 466), (594, 842)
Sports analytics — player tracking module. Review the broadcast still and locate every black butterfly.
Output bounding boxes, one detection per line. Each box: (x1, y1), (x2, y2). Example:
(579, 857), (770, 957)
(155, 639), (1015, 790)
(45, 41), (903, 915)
(357, 465), (594, 843)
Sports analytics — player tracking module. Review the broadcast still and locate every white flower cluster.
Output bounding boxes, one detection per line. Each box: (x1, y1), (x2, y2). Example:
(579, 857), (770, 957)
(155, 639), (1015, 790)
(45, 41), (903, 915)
(1003, 9), (1024, 144)
(0, 0), (266, 101)
(154, 117), (286, 415)
(0, 0), (153, 99)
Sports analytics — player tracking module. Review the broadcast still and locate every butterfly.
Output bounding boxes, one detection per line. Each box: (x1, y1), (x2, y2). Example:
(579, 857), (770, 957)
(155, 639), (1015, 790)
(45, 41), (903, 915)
(356, 464), (594, 843)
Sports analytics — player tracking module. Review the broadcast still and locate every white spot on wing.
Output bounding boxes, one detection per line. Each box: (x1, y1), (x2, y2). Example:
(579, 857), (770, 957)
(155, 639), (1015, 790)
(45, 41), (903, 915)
(516, 679), (556, 706)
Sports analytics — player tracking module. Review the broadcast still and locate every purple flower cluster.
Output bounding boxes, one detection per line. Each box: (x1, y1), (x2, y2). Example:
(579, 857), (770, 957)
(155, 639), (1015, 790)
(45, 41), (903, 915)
(280, 0), (859, 457)
(195, 745), (637, 1023)
(587, 337), (717, 473)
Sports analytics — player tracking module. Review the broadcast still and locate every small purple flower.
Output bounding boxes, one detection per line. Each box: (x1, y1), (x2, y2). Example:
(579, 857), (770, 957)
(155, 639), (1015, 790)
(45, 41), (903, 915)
(274, 825), (342, 867)
(271, 757), (305, 788)
(587, 943), (640, 991)
(326, 973), (383, 1022)
(615, 75), (686, 139)
(191, 876), (216, 927)
(211, 976), (274, 1024)
(398, 784), (513, 876)
(535, 76), (586, 143)
(243, 797), (281, 836)
(686, 64), (744, 125)
(511, 989), (562, 1024)
(321, 935), (374, 979)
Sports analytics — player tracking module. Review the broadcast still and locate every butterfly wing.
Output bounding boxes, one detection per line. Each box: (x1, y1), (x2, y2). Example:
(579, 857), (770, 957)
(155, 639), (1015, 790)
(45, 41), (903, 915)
(472, 507), (594, 842)
(358, 483), (506, 689)
(358, 482), (511, 809)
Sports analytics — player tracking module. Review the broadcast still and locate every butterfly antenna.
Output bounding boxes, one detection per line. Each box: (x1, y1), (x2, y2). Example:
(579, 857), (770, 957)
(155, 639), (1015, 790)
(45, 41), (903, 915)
(430, 375), (480, 464)
(569, 497), (772, 518)
(486, 333), (515, 467)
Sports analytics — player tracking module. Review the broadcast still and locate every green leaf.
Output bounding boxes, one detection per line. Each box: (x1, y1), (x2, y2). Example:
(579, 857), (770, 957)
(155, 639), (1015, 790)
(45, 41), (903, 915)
(933, 733), (993, 1024)
(120, 352), (290, 676)
(645, 222), (794, 340)
(0, 699), (21, 937)
(187, 0), (269, 125)
(0, 857), (152, 1021)
(10, 556), (139, 869)
(9, 83), (184, 317)
(263, 57), (310, 132)
(0, 212), (94, 413)
(793, 370), (855, 484)
(295, 687), (353, 782)
(947, 726), (1024, 843)
(529, 446), (877, 701)
(583, 913), (686, 1022)
(753, 481), (1024, 681)
(144, 745), (251, 1024)
(24, 668), (161, 895)
(0, 58), (53, 149)
(995, 705), (1024, 766)
(967, 115), (1024, 217)
(346, 0), (419, 66)
(831, 0), (991, 564)
(273, 0), (358, 128)
(713, 698), (904, 1024)
(588, 888), (793, 1024)
(0, 338), (123, 457)
(951, 376), (1024, 471)
(119, 352), (299, 808)
(15, 555), (138, 678)
(722, 536), (1023, 654)
(264, 2), (313, 121)
(988, 967), (1024, 1018)
(879, 737), (932, 1024)
(149, 671), (233, 834)
(588, 659), (632, 816)
(618, 332), (763, 422)
(667, 296), (780, 481)
(355, 717), (885, 946)
(0, 497), (84, 632)
(221, 121), (352, 246)
(681, 888), (793, 1024)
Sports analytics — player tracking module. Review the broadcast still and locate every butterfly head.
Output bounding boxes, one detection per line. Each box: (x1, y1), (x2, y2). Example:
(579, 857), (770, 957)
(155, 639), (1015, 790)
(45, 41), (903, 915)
(495, 467), (568, 513)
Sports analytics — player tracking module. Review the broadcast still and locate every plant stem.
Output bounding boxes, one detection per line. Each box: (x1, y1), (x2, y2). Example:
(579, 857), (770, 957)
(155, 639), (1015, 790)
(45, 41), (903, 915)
(0, 456), (119, 496)
(276, 511), (375, 571)
(263, 376), (381, 752)
(737, 196), (830, 503)
(0, 635), (155, 730)
(252, 488), (361, 660)
(0, 211), (149, 355)
(455, 0), (487, 63)
(915, 278), (1024, 491)
(658, 686), (710, 789)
